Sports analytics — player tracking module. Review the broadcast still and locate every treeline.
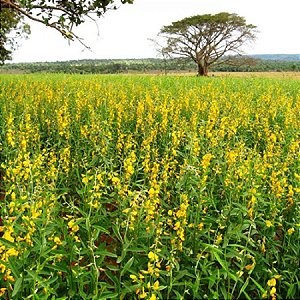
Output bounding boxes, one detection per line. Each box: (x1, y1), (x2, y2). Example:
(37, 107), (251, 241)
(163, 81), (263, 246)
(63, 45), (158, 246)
(1, 57), (300, 74)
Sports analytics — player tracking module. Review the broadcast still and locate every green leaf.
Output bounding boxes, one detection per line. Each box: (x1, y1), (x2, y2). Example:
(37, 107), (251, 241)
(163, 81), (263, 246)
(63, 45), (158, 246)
(174, 269), (195, 281)
(209, 246), (238, 281)
(287, 283), (296, 298)
(238, 277), (250, 298)
(0, 237), (15, 248)
(45, 263), (70, 275)
(120, 256), (134, 277)
(8, 257), (20, 279)
(250, 277), (266, 293)
(98, 292), (119, 299)
(12, 277), (22, 297)
(95, 249), (118, 258)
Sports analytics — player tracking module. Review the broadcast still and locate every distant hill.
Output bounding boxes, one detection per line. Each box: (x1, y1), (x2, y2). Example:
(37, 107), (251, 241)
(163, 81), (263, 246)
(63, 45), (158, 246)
(250, 54), (300, 61)
(1, 54), (299, 74)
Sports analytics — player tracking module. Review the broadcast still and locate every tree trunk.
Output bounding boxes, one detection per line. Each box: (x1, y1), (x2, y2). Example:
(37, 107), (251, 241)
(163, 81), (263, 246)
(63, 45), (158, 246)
(197, 63), (208, 76)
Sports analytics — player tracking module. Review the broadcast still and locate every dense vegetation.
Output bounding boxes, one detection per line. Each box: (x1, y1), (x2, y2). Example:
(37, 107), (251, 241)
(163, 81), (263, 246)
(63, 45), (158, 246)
(1, 55), (300, 74)
(0, 74), (299, 299)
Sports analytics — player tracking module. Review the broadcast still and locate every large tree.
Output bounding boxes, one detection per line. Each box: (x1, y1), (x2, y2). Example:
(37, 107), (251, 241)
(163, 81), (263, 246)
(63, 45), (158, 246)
(0, 0), (134, 63)
(0, 2), (30, 64)
(158, 12), (257, 76)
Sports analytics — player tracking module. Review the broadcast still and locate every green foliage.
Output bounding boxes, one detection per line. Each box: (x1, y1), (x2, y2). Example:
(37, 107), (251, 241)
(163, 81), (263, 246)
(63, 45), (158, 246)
(0, 4), (30, 64)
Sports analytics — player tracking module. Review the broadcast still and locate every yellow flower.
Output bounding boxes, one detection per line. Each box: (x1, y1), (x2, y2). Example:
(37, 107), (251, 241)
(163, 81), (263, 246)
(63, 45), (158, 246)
(74, 236), (80, 243)
(265, 220), (273, 228)
(198, 222), (204, 230)
(54, 236), (62, 245)
(245, 264), (254, 271)
(3, 228), (14, 243)
(148, 187), (156, 198)
(0, 288), (7, 297)
(148, 251), (158, 261)
(130, 274), (138, 282)
(270, 286), (276, 296)
(153, 280), (160, 290)
(6, 248), (19, 257)
(165, 265), (171, 272)
(11, 192), (16, 201)
(68, 219), (79, 233)
(149, 294), (157, 300)
(82, 176), (89, 184)
(112, 176), (120, 185)
(173, 221), (180, 231)
(215, 233), (223, 245)
(287, 227), (295, 235)
(267, 278), (276, 287)
(236, 270), (244, 277)
(139, 287), (147, 298)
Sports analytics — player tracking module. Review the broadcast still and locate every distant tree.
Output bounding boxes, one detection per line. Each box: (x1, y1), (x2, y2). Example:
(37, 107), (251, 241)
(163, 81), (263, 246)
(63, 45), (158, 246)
(0, 0), (134, 63)
(158, 12), (257, 76)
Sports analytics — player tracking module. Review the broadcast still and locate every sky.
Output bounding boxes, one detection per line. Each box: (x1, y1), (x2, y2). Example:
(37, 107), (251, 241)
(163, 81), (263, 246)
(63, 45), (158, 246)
(11, 0), (300, 63)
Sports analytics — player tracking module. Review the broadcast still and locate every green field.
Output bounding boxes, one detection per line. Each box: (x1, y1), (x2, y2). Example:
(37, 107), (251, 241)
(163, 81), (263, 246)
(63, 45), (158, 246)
(0, 74), (299, 299)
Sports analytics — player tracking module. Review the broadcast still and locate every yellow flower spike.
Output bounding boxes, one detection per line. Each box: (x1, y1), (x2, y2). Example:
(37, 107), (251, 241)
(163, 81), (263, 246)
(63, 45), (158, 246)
(287, 228), (295, 235)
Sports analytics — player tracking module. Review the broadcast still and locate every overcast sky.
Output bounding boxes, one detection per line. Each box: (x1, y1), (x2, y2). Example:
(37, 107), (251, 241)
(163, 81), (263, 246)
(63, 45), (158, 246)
(11, 0), (300, 63)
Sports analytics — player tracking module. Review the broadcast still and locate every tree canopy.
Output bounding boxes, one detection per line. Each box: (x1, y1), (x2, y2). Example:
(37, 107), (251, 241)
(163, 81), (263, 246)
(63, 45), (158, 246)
(159, 12), (257, 76)
(0, 2), (30, 64)
(0, 0), (134, 63)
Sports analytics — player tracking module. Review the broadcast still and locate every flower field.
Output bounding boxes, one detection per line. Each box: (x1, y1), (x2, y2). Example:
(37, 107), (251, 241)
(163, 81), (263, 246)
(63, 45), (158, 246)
(0, 74), (299, 299)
